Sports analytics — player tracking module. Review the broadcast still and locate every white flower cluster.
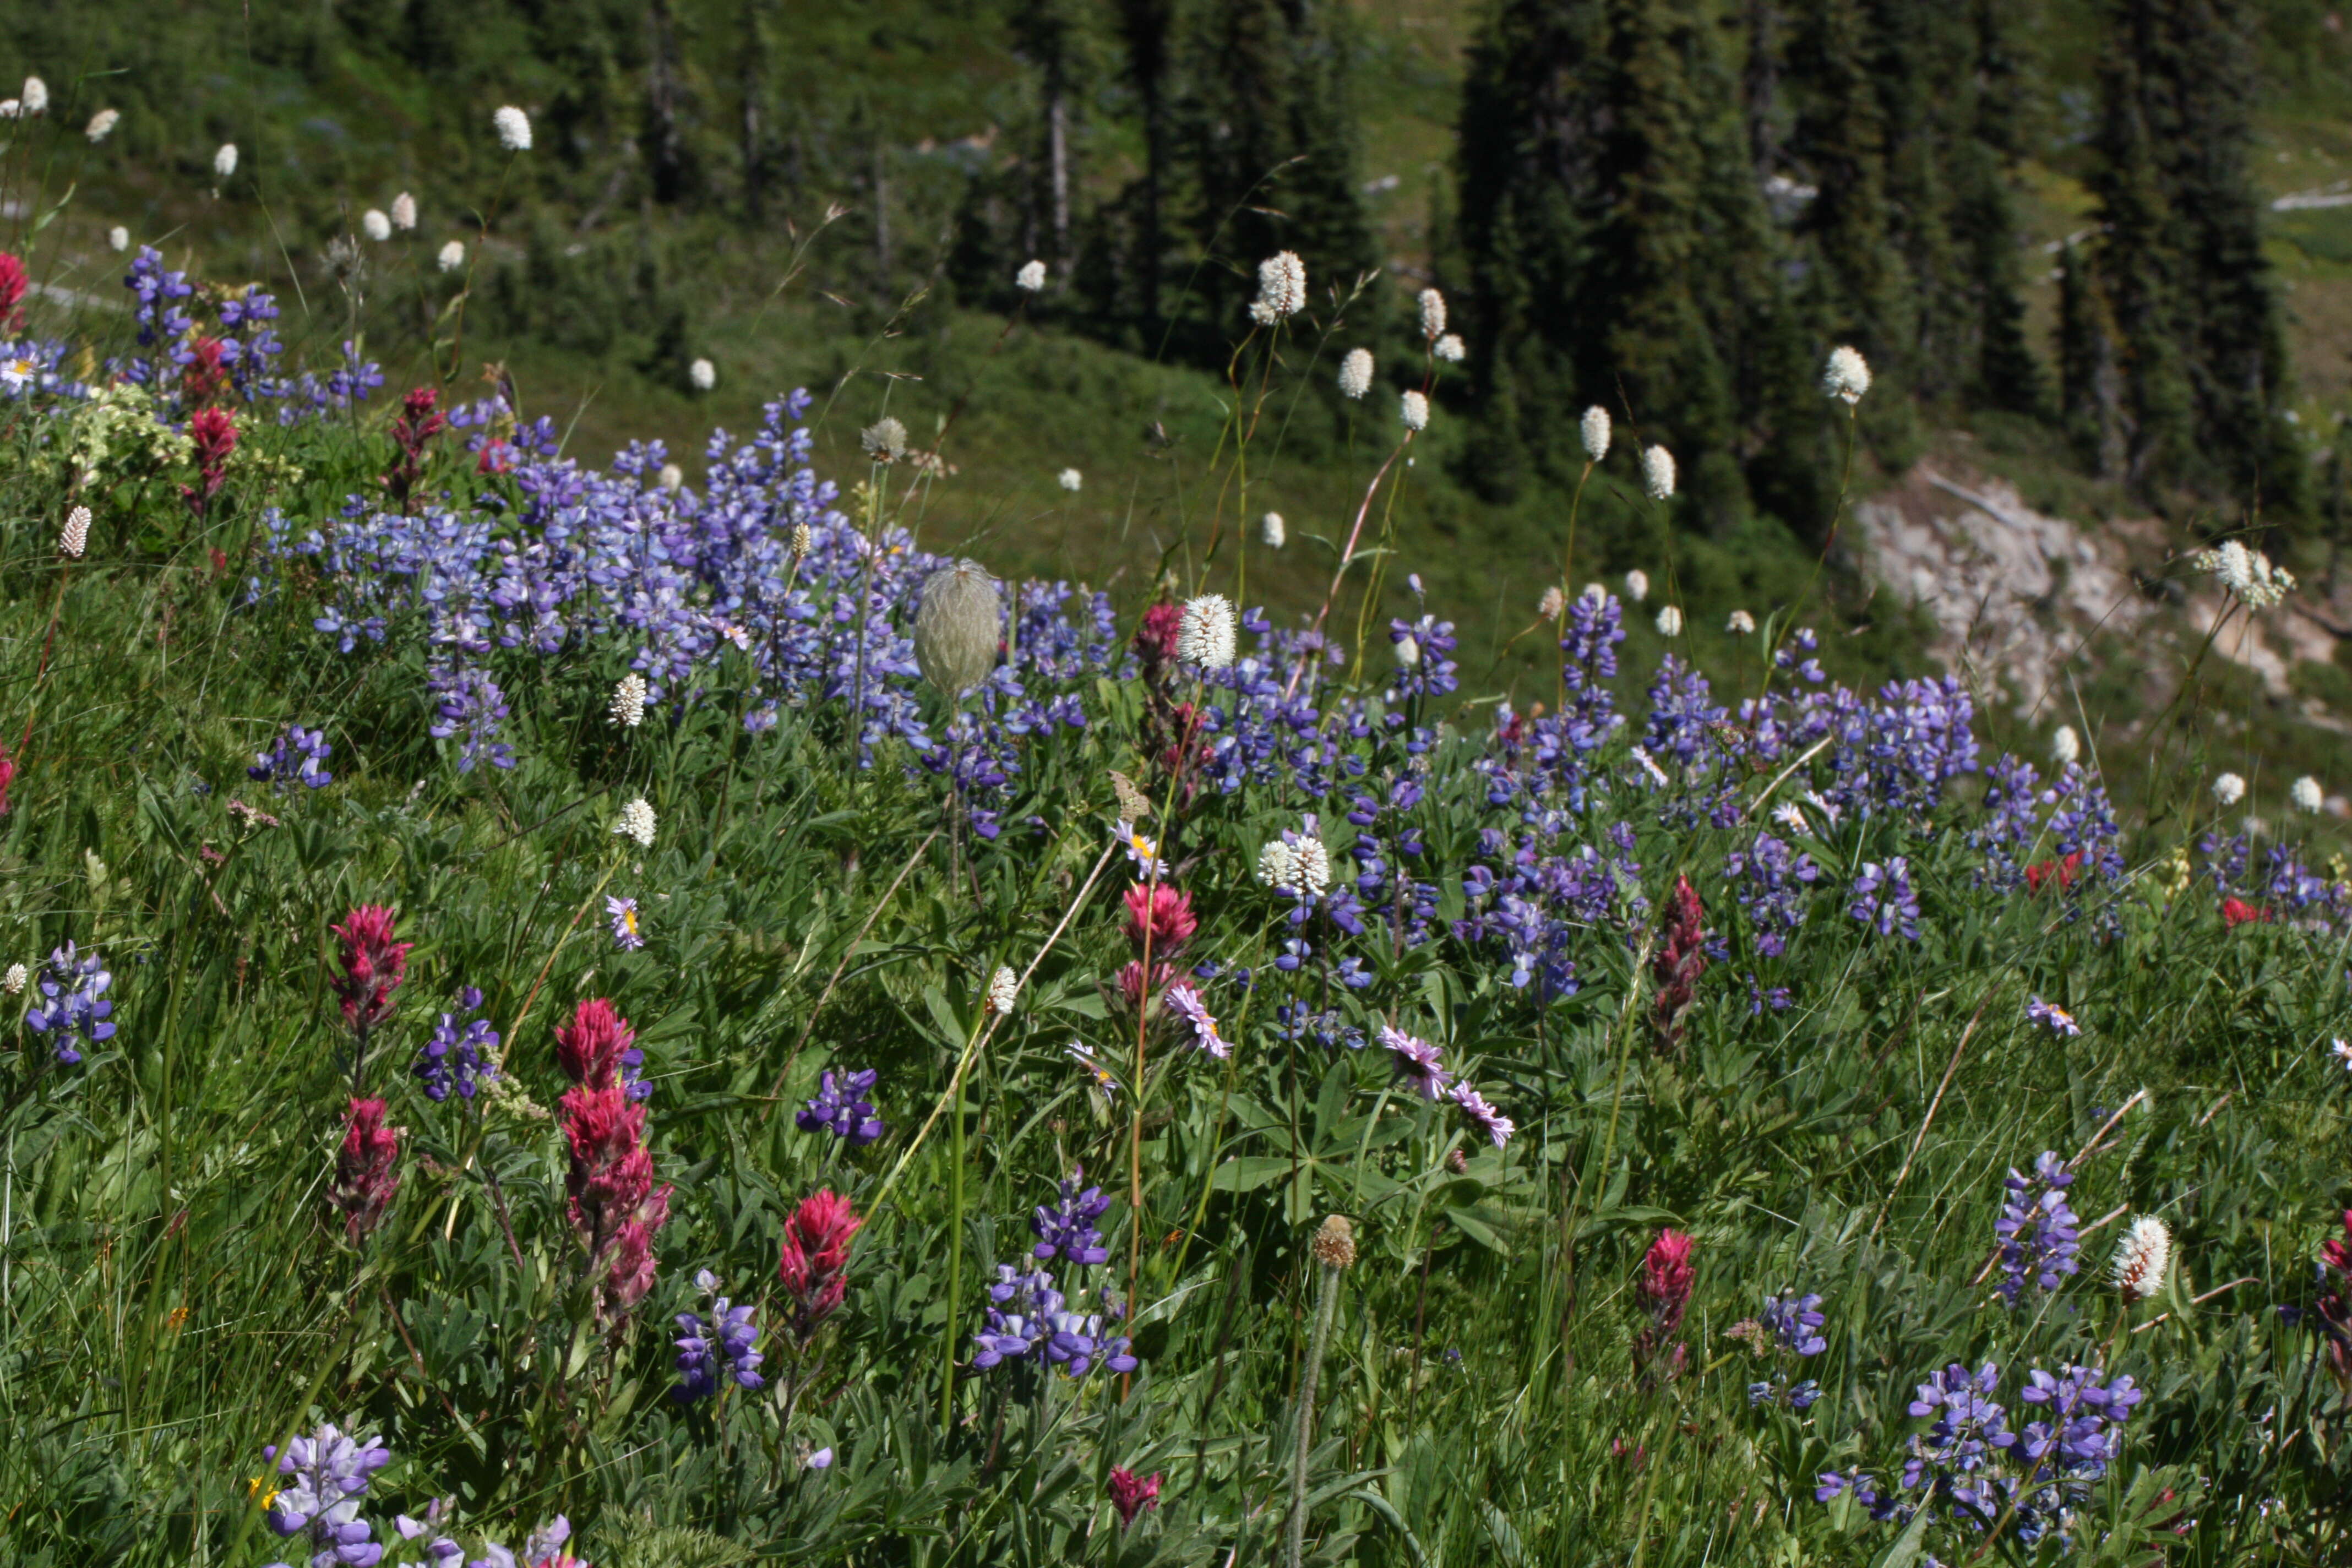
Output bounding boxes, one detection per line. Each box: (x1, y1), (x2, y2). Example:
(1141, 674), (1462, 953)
(1822, 345), (1871, 405)
(609, 673), (649, 728)
(2, 962), (24, 995)
(2292, 775), (2324, 813)
(2191, 539), (2294, 609)
(494, 105), (533, 151)
(2212, 772), (2246, 807)
(362, 209), (392, 242)
(2050, 725), (2080, 765)
(1726, 609), (1755, 635)
(1261, 511), (1286, 548)
(2110, 1215), (2170, 1304)
(1623, 569), (1649, 603)
(1400, 389), (1429, 432)
(1249, 251), (1306, 324)
(1015, 259), (1047, 292)
(613, 796), (657, 848)
(1641, 444), (1676, 501)
(213, 143), (238, 180)
(59, 504), (90, 559)
(1580, 405), (1611, 462)
(1058, 467), (1082, 492)
(657, 464), (684, 492)
(391, 193), (417, 231)
(690, 357), (716, 391)
(86, 107), (119, 143)
(1337, 347), (1374, 400)
(1434, 334), (1466, 363)
(1538, 585), (1565, 620)
(437, 240), (466, 273)
(1177, 593), (1237, 669)
(986, 966), (1019, 1016)
(1417, 287), (1446, 340)
(109, 226), (130, 253)
(19, 77), (45, 116)
(1256, 831), (1331, 897)
(1655, 606), (1683, 636)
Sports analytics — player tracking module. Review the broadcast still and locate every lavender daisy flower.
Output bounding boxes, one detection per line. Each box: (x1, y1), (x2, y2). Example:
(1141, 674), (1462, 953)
(1166, 983), (1229, 1058)
(2024, 995), (2079, 1037)
(1848, 857), (1921, 941)
(1380, 1024), (1452, 1099)
(798, 1067), (883, 1146)
(26, 942), (115, 1064)
(607, 896), (645, 951)
(1449, 1081), (1515, 1147)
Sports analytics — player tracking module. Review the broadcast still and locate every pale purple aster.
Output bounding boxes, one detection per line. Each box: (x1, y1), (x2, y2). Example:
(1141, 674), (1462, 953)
(2024, 996), (2079, 1037)
(798, 1067), (883, 1145)
(1379, 1023), (1451, 1099)
(607, 895), (645, 951)
(1165, 982), (1229, 1058)
(1449, 1081), (1514, 1146)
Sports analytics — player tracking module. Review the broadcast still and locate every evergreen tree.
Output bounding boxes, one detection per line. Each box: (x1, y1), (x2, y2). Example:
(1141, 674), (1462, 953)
(1956, 0), (2043, 415)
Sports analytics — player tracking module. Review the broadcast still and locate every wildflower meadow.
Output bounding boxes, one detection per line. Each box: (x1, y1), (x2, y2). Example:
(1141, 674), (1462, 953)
(2, 86), (2352, 1568)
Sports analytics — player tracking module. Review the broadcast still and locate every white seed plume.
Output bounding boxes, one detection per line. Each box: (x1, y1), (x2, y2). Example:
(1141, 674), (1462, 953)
(609, 673), (649, 728)
(1726, 609), (1755, 635)
(390, 192), (417, 230)
(2051, 725), (2081, 766)
(1400, 389), (1429, 432)
(2191, 538), (2294, 609)
(689, 357), (716, 391)
(2110, 1215), (2171, 1304)
(1655, 606), (1683, 636)
(1057, 467), (1082, 492)
(213, 142), (238, 180)
(1015, 259), (1047, 292)
(1177, 593), (1238, 670)
(85, 107), (119, 143)
(1434, 333), (1466, 364)
(1261, 511), (1286, 548)
(20, 77), (46, 116)
(2291, 775), (2324, 813)
(1580, 405), (1611, 462)
(613, 797), (657, 848)
(985, 966), (1019, 1016)
(1641, 444), (1676, 501)
(59, 504), (91, 558)
(657, 463), (684, 492)
(1623, 569), (1649, 603)
(1417, 286), (1446, 340)
(1337, 347), (1374, 400)
(1822, 345), (1871, 405)
(108, 226), (129, 253)
(913, 559), (1004, 696)
(437, 239), (465, 273)
(1539, 585), (1565, 620)
(362, 209), (392, 242)
(2212, 772), (2246, 808)
(1249, 251), (1306, 324)
(2, 962), (24, 995)
(861, 417), (908, 464)
(494, 105), (532, 151)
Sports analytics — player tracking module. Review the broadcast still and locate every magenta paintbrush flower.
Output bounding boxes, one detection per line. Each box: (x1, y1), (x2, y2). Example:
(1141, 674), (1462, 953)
(331, 1098), (400, 1243)
(1108, 1467), (1161, 1528)
(330, 905), (410, 1037)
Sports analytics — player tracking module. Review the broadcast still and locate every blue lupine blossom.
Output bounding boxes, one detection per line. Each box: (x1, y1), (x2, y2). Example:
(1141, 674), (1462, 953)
(1848, 857), (1921, 941)
(259, 1422), (394, 1568)
(428, 666), (516, 772)
(1747, 1291), (1827, 1409)
(414, 988), (499, 1102)
(26, 942), (115, 1064)
(1032, 1169), (1112, 1265)
(1995, 1151), (2081, 1303)
(674, 1272), (765, 1402)
(250, 724), (333, 790)
(798, 1067), (883, 1145)
(1724, 831), (1819, 957)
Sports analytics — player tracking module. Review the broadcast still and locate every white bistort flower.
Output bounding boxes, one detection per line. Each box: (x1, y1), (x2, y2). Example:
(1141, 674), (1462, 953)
(2, 962), (24, 995)
(613, 797), (657, 848)
(1623, 569), (1649, 603)
(1822, 344), (1871, 405)
(59, 505), (90, 559)
(1289, 832), (1331, 897)
(609, 673), (649, 728)
(2051, 725), (2081, 766)
(437, 239), (465, 273)
(1434, 333), (1466, 364)
(1337, 347), (1374, 400)
(2110, 1215), (2171, 1304)
(1726, 609), (1756, 635)
(2191, 538), (2294, 609)
(390, 193), (417, 231)
(494, 105), (532, 151)
(1177, 593), (1237, 669)
(657, 463), (684, 492)
(1417, 287), (1446, 340)
(85, 107), (119, 143)
(2212, 772), (2246, 807)
(1580, 405), (1611, 462)
(1655, 606), (1683, 636)
(108, 226), (129, 252)
(1015, 259), (1047, 292)
(1256, 839), (1301, 892)
(1249, 251), (1306, 323)
(20, 77), (46, 116)
(1400, 389), (1429, 432)
(1641, 444), (1676, 501)
(1057, 467), (1082, 492)
(2291, 775), (2324, 813)
(689, 357), (716, 391)
(1261, 511), (1286, 548)
(1539, 586), (1565, 620)
(213, 142), (238, 180)
(362, 209), (392, 242)
(985, 966), (1019, 1016)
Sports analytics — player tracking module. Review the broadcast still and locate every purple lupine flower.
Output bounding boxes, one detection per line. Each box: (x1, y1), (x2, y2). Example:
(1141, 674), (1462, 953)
(1043, 1291), (1139, 1378)
(427, 665), (515, 772)
(1848, 857), (1920, 941)
(606, 895), (645, 951)
(798, 1067), (883, 1145)
(1995, 1152), (2080, 1303)
(1899, 1361), (2011, 1516)
(973, 1263), (1059, 1368)
(393, 1499), (464, 1565)
(1379, 1024), (1452, 1099)
(1723, 831), (1818, 957)
(1449, 1081), (1515, 1147)
(1746, 974), (1793, 1015)
(249, 723), (333, 790)
(1032, 1169), (1113, 1265)
(2024, 995), (2079, 1037)
(413, 987), (499, 1102)
(673, 1272), (765, 1401)
(25, 941), (114, 1064)
(259, 1422), (394, 1568)
(1762, 1292), (1828, 1357)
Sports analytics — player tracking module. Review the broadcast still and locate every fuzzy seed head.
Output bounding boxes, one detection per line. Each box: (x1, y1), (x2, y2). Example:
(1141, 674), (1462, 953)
(1337, 347), (1374, 400)
(1311, 1214), (1357, 1270)
(1015, 259), (1047, 292)
(861, 417), (907, 464)
(436, 239), (465, 273)
(390, 193), (417, 230)
(493, 105), (532, 151)
(85, 107), (119, 143)
(914, 559), (1003, 696)
(1822, 345), (1871, 405)
(361, 209), (392, 242)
